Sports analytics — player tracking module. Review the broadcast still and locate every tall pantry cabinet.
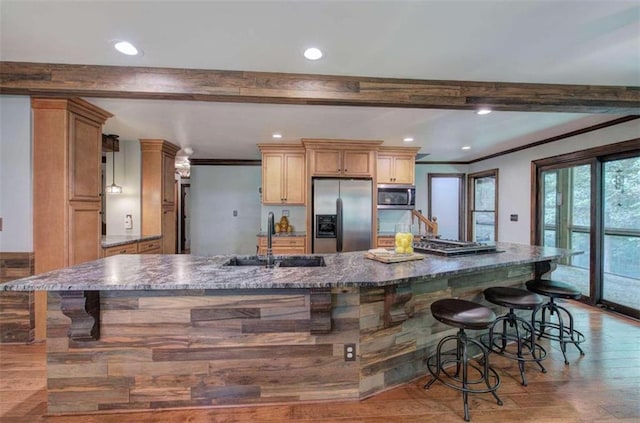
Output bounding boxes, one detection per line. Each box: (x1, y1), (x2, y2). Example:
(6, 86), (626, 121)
(32, 98), (113, 339)
(140, 139), (180, 253)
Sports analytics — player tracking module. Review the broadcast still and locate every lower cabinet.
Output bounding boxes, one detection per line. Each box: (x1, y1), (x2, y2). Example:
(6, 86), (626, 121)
(257, 236), (306, 255)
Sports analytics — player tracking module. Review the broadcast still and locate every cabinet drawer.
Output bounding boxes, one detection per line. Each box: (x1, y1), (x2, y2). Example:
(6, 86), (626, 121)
(257, 236), (306, 254)
(377, 237), (395, 247)
(138, 239), (162, 254)
(103, 242), (138, 257)
(273, 237), (305, 247)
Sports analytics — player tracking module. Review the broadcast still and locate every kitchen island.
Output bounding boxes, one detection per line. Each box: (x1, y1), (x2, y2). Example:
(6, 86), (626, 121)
(2, 243), (574, 414)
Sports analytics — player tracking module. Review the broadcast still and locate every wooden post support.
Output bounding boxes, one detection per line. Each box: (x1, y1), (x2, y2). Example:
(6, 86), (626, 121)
(383, 285), (414, 328)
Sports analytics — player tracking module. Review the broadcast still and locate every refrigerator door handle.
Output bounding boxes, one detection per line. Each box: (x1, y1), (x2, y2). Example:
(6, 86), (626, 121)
(336, 197), (343, 252)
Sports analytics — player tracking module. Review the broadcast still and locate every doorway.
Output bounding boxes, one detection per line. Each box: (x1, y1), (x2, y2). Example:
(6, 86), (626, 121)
(428, 173), (465, 240)
(180, 183), (191, 253)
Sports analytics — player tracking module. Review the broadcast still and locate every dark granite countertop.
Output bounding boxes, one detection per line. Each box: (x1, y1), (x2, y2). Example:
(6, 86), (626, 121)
(1, 243), (578, 292)
(102, 235), (162, 248)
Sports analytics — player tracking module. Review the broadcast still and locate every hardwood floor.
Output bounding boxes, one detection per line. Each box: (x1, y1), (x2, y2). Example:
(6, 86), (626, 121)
(1, 301), (638, 422)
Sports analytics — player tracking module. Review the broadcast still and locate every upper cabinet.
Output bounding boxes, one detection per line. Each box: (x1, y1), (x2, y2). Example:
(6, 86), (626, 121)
(258, 144), (305, 205)
(376, 146), (421, 185)
(302, 139), (383, 178)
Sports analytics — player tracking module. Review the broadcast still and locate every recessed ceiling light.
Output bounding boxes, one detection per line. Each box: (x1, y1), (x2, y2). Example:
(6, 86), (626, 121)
(476, 108), (492, 115)
(462, 146), (472, 150)
(114, 41), (139, 56)
(303, 47), (323, 60)
(272, 133), (282, 139)
(403, 137), (414, 142)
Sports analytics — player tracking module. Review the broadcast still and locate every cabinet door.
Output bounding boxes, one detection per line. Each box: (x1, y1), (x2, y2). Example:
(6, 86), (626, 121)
(313, 150), (342, 175)
(377, 155), (394, 183)
(162, 153), (176, 205)
(393, 156), (415, 184)
(262, 153), (285, 204)
(69, 201), (101, 265)
(343, 151), (372, 176)
(69, 114), (101, 201)
(162, 206), (176, 254)
(283, 153), (305, 204)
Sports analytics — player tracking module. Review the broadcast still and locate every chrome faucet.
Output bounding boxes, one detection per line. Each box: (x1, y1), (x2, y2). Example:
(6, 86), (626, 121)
(266, 211), (275, 268)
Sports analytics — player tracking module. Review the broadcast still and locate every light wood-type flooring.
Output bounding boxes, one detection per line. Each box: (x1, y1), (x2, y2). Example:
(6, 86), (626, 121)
(1, 301), (638, 422)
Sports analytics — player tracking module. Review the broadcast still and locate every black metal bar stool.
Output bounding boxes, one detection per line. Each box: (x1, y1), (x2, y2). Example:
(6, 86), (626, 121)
(481, 287), (547, 386)
(424, 298), (503, 422)
(526, 279), (586, 365)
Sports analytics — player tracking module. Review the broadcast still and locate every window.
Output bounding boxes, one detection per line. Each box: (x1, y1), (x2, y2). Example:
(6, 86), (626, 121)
(467, 169), (498, 242)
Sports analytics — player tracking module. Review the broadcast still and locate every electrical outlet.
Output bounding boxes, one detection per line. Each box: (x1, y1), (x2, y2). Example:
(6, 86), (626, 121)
(233, 210), (238, 217)
(344, 343), (356, 361)
(282, 209), (289, 217)
(124, 214), (133, 229)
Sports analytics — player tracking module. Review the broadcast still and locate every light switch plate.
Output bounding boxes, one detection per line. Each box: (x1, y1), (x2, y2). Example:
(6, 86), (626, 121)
(124, 214), (133, 229)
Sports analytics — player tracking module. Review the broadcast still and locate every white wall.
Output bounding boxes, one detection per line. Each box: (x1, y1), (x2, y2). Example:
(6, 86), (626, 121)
(0, 95), (32, 252)
(190, 165), (262, 255)
(105, 140), (142, 236)
(469, 119), (640, 244)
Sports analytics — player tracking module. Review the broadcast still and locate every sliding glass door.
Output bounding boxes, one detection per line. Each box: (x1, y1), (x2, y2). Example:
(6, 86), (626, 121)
(601, 156), (640, 312)
(533, 139), (639, 319)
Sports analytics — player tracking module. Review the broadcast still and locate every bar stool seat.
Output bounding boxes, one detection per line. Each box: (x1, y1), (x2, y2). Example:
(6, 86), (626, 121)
(482, 287), (547, 386)
(526, 279), (586, 365)
(424, 299), (503, 421)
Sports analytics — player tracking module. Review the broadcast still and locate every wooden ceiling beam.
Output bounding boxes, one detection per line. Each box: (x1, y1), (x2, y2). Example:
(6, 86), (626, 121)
(1, 61), (638, 113)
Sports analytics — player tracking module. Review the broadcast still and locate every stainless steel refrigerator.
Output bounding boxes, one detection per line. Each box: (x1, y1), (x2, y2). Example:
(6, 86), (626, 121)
(312, 178), (372, 253)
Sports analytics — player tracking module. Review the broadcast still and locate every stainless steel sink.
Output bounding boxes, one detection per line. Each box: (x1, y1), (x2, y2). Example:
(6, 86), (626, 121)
(224, 256), (268, 266)
(224, 256), (325, 267)
(277, 256), (326, 267)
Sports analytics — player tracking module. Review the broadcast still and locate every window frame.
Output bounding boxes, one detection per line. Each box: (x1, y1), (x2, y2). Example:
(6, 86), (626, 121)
(467, 168), (498, 242)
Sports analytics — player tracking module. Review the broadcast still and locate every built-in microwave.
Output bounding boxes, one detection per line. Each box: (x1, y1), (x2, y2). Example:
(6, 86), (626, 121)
(377, 184), (415, 210)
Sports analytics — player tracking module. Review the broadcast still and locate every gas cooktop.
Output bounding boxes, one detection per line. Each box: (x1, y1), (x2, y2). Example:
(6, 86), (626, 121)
(414, 238), (499, 256)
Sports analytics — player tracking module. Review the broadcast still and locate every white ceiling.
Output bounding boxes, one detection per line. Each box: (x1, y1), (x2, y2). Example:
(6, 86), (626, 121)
(2, 1), (638, 161)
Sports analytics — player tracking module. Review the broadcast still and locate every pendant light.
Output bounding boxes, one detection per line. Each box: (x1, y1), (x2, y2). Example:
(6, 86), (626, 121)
(106, 150), (122, 194)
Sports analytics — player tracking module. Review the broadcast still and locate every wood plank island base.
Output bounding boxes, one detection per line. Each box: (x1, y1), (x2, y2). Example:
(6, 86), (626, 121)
(1, 243), (577, 415)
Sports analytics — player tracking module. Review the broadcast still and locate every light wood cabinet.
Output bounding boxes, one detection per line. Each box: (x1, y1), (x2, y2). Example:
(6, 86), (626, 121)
(257, 236), (306, 255)
(140, 139), (180, 254)
(258, 145), (305, 205)
(302, 139), (383, 178)
(32, 97), (112, 339)
(376, 147), (420, 184)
